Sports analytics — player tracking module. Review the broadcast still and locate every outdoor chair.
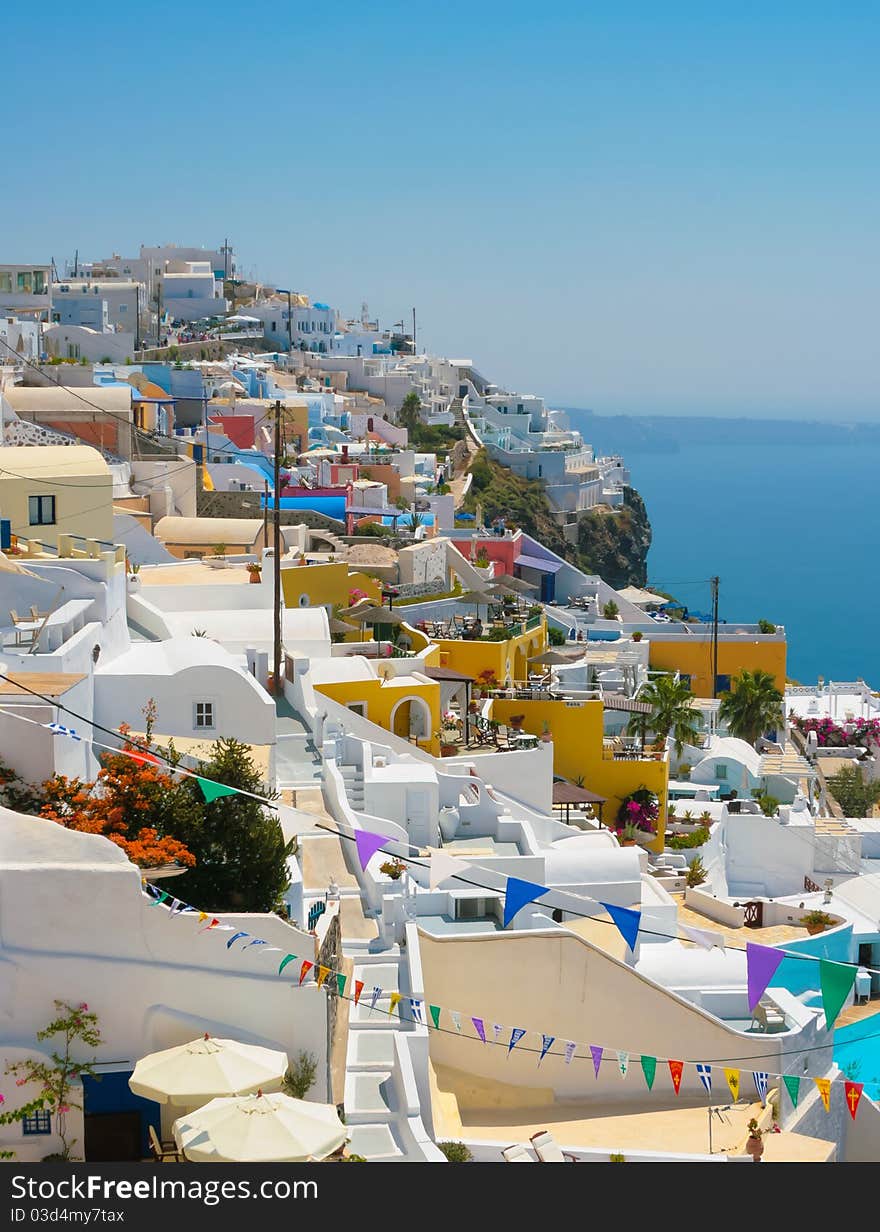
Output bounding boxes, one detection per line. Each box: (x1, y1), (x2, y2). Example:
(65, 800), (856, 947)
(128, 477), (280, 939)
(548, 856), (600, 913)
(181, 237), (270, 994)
(750, 1001), (785, 1033)
(502, 1143), (535, 1162)
(530, 1130), (578, 1162)
(148, 1124), (182, 1162)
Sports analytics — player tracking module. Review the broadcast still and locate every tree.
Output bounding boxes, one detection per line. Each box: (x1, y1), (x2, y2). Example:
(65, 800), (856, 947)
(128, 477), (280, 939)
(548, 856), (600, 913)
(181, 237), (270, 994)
(398, 391), (423, 433)
(1, 1000), (102, 1160)
(627, 673), (700, 756)
(172, 739), (293, 912)
(828, 764), (880, 819)
(282, 1052), (317, 1099)
(718, 669), (784, 747)
(602, 600), (619, 619)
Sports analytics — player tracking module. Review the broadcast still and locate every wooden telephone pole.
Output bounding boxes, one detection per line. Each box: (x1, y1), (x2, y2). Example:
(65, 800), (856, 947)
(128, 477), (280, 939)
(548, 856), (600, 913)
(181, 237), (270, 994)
(273, 400), (283, 696)
(710, 576), (720, 698)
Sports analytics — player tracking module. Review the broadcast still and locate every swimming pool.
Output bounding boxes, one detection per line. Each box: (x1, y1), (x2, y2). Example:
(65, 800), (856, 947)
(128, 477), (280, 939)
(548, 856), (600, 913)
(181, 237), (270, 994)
(833, 1012), (880, 1098)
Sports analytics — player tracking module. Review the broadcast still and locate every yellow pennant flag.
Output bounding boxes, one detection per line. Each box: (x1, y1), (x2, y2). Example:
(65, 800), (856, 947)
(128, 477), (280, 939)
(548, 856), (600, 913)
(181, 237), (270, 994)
(198, 912), (208, 923)
(201, 466), (215, 492)
(814, 1077), (831, 1112)
(388, 992), (402, 1017)
(724, 1068), (740, 1101)
(316, 965), (331, 988)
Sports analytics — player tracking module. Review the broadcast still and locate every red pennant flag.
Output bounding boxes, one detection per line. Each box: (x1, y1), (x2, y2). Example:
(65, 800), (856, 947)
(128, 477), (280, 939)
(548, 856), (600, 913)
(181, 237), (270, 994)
(354, 980), (364, 1005)
(845, 1081), (864, 1121)
(127, 750), (161, 765)
(668, 1060), (684, 1095)
(199, 917), (220, 932)
(299, 961), (314, 985)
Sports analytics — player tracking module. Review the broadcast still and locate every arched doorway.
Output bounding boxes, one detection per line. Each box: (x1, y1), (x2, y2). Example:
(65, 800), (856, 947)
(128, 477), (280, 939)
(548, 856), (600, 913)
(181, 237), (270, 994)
(390, 695), (432, 743)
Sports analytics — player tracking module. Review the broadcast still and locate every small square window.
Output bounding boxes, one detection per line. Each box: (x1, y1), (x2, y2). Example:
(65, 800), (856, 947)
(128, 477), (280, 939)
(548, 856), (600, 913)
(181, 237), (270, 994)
(22, 1110), (52, 1135)
(194, 702), (215, 729)
(28, 495), (56, 526)
(716, 764), (728, 780)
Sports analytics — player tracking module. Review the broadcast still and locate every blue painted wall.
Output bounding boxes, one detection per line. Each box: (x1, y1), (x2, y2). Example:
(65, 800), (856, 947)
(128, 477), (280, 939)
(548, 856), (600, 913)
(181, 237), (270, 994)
(82, 1072), (159, 1159)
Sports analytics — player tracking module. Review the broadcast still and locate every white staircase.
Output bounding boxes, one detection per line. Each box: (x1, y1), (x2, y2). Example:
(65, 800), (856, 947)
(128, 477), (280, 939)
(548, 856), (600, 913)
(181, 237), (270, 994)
(339, 764), (365, 811)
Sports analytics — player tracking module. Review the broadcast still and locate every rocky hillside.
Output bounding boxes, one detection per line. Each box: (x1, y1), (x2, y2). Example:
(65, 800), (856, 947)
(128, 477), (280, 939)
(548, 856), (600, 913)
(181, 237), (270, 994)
(462, 450), (652, 589)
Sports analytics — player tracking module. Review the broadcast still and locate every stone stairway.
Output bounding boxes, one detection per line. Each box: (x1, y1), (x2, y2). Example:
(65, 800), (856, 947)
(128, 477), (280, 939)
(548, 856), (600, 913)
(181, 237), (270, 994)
(339, 763), (365, 811)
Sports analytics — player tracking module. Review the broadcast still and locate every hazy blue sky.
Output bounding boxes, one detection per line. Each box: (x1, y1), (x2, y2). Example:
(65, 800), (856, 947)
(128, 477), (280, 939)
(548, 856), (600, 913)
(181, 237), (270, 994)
(3, 3), (877, 418)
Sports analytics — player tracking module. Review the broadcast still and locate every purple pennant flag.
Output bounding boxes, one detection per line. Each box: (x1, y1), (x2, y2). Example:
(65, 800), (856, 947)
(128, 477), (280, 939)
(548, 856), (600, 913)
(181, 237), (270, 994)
(539, 1034), (555, 1064)
(508, 1027), (527, 1056)
(746, 943), (785, 1013)
(472, 1017), (487, 1043)
(591, 1045), (604, 1078)
(564, 1041), (577, 1065)
(355, 829), (388, 871)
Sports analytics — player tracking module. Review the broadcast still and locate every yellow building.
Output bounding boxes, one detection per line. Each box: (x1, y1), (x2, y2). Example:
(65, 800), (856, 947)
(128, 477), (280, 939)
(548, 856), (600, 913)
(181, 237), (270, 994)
(432, 619), (547, 688)
(312, 663), (441, 756)
(0, 444), (113, 549)
(488, 696), (668, 852)
(647, 633), (787, 698)
(153, 516), (265, 559)
(281, 562), (381, 611)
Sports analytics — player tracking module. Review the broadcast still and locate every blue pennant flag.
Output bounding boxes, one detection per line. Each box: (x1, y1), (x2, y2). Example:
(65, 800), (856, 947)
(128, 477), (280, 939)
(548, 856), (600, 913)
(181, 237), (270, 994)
(753, 1071), (769, 1104)
(226, 931), (249, 949)
(508, 1028), (527, 1056)
(503, 877), (547, 928)
(600, 901), (641, 952)
(696, 1063), (712, 1095)
(539, 1034), (555, 1064)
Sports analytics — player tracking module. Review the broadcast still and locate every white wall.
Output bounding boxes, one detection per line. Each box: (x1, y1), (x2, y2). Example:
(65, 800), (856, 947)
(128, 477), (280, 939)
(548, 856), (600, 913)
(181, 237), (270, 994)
(724, 813), (817, 897)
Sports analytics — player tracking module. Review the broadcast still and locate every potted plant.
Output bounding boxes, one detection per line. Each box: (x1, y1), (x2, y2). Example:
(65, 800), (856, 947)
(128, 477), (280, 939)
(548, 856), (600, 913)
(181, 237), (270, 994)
(800, 909), (836, 935)
(745, 1118), (765, 1162)
(685, 855), (707, 887)
(699, 810), (712, 824)
(631, 631), (643, 642)
(379, 858), (406, 881)
(246, 562), (263, 583)
(618, 822), (640, 847)
(540, 721), (552, 743)
(508, 714), (525, 731)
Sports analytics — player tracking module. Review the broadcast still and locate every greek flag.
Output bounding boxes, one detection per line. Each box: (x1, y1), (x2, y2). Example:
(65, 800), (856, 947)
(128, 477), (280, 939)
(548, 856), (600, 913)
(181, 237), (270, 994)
(409, 998), (424, 1024)
(369, 985), (382, 1013)
(753, 1071), (769, 1103)
(696, 1063), (712, 1095)
(450, 1011), (462, 1033)
(45, 722), (81, 741)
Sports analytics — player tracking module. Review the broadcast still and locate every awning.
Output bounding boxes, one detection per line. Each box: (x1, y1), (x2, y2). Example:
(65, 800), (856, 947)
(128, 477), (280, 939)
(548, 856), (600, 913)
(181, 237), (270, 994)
(515, 553), (563, 574)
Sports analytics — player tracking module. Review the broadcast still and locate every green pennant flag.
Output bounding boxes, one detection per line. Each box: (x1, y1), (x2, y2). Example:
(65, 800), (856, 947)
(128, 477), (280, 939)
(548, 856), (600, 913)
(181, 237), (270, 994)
(336, 973), (347, 997)
(429, 1005), (441, 1030)
(198, 777), (239, 804)
(820, 958), (857, 1030)
(783, 1074), (801, 1107)
(640, 1055), (657, 1090)
(278, 954), (297, 976)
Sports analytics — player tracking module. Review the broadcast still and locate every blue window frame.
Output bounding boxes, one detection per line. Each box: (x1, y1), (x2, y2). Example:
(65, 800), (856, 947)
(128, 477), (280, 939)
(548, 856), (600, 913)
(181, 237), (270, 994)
(22, 1110), (52, 1135)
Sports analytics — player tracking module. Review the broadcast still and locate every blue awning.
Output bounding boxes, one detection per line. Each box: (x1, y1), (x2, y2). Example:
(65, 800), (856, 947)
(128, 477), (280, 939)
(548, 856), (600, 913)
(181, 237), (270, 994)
(515, 552), (563, 574)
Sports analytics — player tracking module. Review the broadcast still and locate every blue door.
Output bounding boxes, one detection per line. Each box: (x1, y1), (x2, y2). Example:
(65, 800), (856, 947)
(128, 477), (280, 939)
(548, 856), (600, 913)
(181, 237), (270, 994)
(82, 1072), (160, 1161)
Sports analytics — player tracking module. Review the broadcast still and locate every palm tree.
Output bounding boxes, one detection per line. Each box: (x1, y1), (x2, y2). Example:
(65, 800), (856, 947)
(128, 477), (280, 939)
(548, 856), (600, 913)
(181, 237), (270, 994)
(627, 673), (700, 756)
(718, 669), (784, 746)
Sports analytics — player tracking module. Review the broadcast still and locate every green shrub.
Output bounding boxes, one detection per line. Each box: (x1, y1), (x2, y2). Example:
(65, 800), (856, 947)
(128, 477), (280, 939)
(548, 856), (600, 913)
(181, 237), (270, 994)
(756, 793), (780, 817)
(603, 601), (619, 619)
(436, 1140), (473, 1163)
(758, 619), (777, 634)
(548, 626), (567, 646)
(667, 826), (710, 850)
(282, 1051), (317, 1098)
(686, 855), (707, 887)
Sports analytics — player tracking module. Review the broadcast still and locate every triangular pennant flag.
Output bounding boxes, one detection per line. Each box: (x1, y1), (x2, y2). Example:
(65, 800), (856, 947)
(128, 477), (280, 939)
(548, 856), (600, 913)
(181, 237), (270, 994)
(539, 1035), (555, 1064)
(354, 980), (364, 1006)
(127, 749), (160, 765)
(197, 911), (208, 923)
(244, 939), (267, 949)
(617, 1051), (629, 1077)
(845, 1081), (864, 1120)
(429, 1005), (441, 1029)
(298, 961), (314, 985)
(450, 1011), (462, 1033)
(591, 1045), (603, 1077)
(493, 1023), (504, 1043)
(601, 901), (641, 953)
(168, 899), (185, 916)
(316, 965), (331, 988)
(746, 943), (785, 1013)
(199, 916), (220, 932)
(640, 1055), (657, 1090)
(149, 891), (170, 907)
(564, 1042), (577, 1066)
(198, 777), (239, 803)
(680, 923), (724, 951)
(429, 851), (468, 889)
(226, 931), (249, 949)
(814, 1077), (831, 1112)
(508, 1027), (527, 1055)
(368, 985), (382, 1012)
(783, 1074), (800, 1108)
(724, 1068), (740, 1101)
(388, 992), (402, 1017)
(409, 999), (424, 1024)
(696, 1063), (712, 1095)
(355, 829), (388, 871)
(278, 954), (297, 976)
(753, 1072), (769, 1104)
(668, 1060), (684, 1094)
(336, 974), (347, 997)
(820, 958), (856, 1030)
(503, 877), (546, 928)
(472, 1017), (486, 1043)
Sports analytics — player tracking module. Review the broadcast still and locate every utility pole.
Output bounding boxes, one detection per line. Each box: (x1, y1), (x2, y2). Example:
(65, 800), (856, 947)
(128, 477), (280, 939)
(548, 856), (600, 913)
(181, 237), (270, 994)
(263, 479), (269, 545)
(710, 576), (720, 699)
(412, 307), (416, 355)
(273, 400), (283, 699)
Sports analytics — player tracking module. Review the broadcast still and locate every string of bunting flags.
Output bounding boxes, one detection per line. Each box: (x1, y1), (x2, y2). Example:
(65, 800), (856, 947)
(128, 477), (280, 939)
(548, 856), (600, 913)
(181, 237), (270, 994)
(140, 879), (868, 1121)
(20, 699), (880, 997)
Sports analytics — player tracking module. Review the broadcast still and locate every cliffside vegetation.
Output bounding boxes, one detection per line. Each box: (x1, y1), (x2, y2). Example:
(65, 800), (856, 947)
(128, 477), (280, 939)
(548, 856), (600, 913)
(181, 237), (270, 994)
(462, 449), (652, 588)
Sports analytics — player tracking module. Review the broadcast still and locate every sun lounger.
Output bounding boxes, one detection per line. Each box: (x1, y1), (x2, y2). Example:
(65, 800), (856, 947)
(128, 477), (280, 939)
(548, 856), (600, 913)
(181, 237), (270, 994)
(502, 1143), (535, 1162)
(530, 1130), (578, 1162)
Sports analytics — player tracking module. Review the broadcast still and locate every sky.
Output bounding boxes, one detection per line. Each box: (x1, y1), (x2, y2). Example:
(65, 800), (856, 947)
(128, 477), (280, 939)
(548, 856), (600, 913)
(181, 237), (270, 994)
(3, 2), (878, 419)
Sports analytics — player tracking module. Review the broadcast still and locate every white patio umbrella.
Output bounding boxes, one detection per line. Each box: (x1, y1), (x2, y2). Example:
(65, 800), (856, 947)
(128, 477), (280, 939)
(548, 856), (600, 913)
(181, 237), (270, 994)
(128, 1036), (288, 1106)
(173, 1092), (347, 1162)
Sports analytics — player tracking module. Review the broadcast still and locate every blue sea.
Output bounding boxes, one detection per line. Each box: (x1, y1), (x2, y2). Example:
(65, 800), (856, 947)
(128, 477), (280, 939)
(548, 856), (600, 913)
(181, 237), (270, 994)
(566, 412), (880, 686)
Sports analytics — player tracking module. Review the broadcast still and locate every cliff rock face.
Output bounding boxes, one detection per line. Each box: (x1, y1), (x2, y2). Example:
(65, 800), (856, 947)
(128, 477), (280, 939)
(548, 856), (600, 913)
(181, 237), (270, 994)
(575, 488), (652, 589)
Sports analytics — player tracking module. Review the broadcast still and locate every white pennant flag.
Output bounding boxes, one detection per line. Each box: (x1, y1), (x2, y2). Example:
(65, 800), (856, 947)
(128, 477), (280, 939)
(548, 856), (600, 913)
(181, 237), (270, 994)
(450, 1011), (463, 1033)
(564, 1041), (577, 1065)
(429, 851), (469, 890)
(493, 1023), (504, 1043)
(617, 1050), (629, 1077)
(680, 923), (724, 951)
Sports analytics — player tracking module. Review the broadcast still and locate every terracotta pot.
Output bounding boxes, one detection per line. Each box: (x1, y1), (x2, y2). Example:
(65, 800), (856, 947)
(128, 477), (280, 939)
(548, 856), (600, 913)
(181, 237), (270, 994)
(248, 572), (262, 583)
(746, 1135), (764, 1162)
(806, 923), (827, 935)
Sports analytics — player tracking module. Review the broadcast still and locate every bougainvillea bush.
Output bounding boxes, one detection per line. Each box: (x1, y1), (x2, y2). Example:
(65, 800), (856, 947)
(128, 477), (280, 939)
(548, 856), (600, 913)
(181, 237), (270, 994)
(794, 716), (880, 749)
(615, 787), (660, 835)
